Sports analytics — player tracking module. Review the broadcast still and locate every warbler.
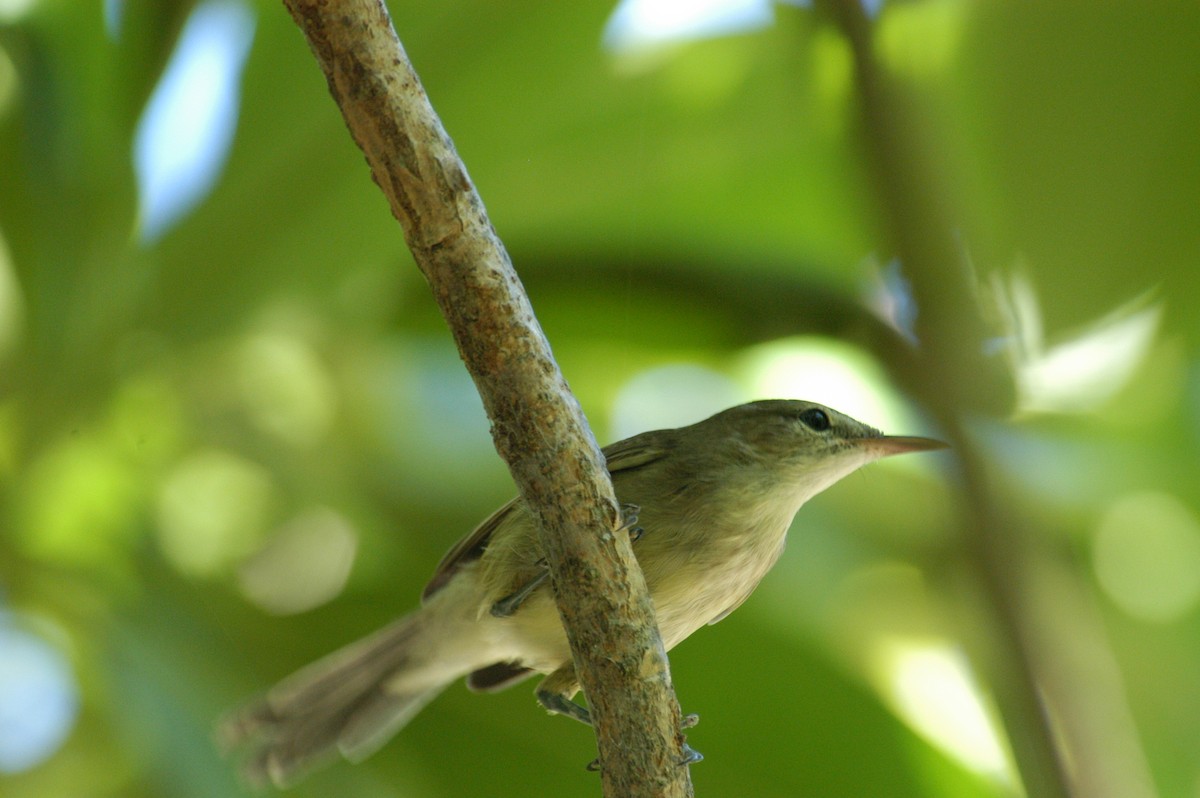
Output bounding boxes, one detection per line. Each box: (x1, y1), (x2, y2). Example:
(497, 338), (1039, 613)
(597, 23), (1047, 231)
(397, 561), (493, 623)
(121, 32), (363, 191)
(220, 399), (945, 786)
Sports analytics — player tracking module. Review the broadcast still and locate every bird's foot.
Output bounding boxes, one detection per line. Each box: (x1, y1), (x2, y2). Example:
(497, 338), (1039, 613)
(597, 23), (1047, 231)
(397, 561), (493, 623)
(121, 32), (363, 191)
(679, 743), (704, 765)
(584, 713), (702, 772)
(536, 689), (592, 726)
(490, 568), (549, 617)
(585, 745), (703, 772)
(618, 503), (644, 543)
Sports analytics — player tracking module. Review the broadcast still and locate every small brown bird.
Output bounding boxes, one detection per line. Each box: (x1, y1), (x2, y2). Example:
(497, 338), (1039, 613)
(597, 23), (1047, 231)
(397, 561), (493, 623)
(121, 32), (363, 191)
(220, 399), (944, 786)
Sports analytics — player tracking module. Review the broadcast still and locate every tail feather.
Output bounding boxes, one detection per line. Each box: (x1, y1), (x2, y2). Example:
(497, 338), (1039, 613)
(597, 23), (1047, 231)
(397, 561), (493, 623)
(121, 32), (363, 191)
(338, 685), (443, 761)
(219, 613), (447, 787)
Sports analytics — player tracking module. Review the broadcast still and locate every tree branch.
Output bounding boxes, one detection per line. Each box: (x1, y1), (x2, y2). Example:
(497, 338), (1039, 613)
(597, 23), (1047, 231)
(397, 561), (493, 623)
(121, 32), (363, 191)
(279, 1), (694, 795)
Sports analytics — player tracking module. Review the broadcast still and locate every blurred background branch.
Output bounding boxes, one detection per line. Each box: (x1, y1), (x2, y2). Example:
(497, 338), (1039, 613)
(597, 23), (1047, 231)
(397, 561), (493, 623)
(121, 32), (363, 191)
(821, 0), (1070, 795)
(822, 3), (1163, 797)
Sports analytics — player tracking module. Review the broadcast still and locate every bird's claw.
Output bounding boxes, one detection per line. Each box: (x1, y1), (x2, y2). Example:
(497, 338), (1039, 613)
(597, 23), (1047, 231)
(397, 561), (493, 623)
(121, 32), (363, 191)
(585, 713), (702, 772)
(618, 503), (644, 543)
(490, 568), (550, 617)
(679, 744), (704, 765)
(585, 745), (703, 772)
(678, 711), (702, 764)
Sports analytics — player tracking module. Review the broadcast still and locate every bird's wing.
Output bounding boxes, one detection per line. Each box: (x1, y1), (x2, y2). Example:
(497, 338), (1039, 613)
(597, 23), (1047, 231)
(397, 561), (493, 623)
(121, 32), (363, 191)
(421, 498), (518, 601)
(421, 432), (672, 601)
(600, 433), (673, 474)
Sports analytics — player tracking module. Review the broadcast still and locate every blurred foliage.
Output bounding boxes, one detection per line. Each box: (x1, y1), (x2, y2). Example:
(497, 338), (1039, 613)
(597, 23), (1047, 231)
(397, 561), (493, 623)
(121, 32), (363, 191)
(1, 1), (1199, 797)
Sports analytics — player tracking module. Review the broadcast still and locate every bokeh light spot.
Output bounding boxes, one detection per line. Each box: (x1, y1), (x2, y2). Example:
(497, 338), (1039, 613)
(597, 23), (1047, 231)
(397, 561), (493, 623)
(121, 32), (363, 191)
(0, 0), (37, 23)
(156, 449), (275, 577)
(872, 638), (1011, 781)
(236, 332), (336, 447)
(103, 0), (124, 37)
(609, 364), (742, 440)
(992, 274), (1161, 414)
(604, 0), (775, 52)
(134, 0), (255, 242)
(739, 336), (915, 434)
(0, 614), (79, 773)
(1093, 491), (1200, 623)
(238, 508), (358, 615)
(19, 436), (141, 569)
(877, 0), (965, 79)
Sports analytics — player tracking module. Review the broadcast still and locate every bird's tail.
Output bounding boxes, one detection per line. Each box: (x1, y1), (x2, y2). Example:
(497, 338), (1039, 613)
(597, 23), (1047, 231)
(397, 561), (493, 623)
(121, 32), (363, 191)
(218, 612), (447, 787)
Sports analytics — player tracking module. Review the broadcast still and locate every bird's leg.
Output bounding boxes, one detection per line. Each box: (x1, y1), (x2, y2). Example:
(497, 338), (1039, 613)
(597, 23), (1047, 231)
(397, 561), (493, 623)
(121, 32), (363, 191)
(619, 503), (644, 543)
(494, 505), (643, 619)
(675, 712), (703, 765)
(535, 665), (591, 725)
(535, 665), (704, 772)
(493, 505), (641, 619)
(490, 566), (550, 618)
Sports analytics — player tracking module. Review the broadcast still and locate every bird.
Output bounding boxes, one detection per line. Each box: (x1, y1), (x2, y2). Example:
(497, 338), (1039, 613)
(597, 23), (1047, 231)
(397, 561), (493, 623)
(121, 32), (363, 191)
(219, 398), (945, 786)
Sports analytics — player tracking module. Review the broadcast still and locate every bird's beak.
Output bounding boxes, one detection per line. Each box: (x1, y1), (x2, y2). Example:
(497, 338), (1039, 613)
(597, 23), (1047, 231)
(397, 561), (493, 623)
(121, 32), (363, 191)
(855, 435), (949, 458)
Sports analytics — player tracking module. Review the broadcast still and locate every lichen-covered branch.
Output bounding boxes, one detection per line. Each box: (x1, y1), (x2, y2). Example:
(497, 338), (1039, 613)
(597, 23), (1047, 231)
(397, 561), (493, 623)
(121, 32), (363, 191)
(279, 1), (694, 795)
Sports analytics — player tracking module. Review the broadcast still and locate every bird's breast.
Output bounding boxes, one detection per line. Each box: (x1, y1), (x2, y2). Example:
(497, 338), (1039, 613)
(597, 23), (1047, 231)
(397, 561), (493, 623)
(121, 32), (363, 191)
(640, 515), (791, 651)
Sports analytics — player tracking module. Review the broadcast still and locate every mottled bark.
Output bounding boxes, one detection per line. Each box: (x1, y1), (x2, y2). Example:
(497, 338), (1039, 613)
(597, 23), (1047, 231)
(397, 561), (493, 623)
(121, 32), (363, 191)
(280, 1), (694, 795)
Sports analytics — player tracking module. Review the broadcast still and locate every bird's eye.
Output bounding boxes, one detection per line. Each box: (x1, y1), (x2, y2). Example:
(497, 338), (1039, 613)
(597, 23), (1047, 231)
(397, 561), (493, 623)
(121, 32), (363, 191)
(797, 408), (831, 431)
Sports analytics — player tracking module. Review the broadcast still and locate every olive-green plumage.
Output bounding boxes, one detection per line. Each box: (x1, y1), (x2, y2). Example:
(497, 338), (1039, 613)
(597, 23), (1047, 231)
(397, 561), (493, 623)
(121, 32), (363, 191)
(220, 399), (944, 786)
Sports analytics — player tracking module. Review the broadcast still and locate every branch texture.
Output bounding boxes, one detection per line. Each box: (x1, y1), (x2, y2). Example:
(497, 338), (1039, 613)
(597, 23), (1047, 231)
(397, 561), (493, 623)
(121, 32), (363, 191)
(280, 1), (693, 795)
